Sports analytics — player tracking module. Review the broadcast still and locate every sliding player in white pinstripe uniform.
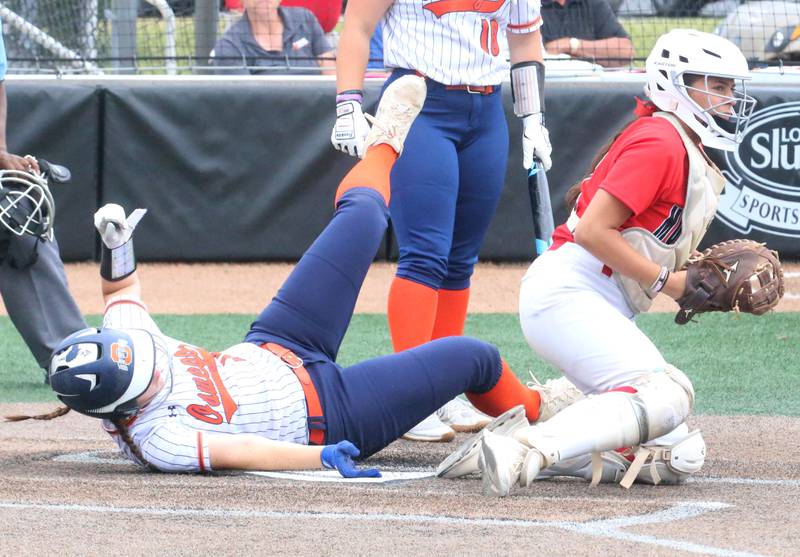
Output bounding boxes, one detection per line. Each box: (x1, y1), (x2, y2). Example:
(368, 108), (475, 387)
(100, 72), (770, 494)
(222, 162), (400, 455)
(332, 0), (553, 441)
(47, 77), (553, 478)
(99, 297), (308, 471)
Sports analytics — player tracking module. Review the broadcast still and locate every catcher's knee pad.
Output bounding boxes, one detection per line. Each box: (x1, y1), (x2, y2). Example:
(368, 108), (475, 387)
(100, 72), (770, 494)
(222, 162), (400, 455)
(621, 429), (706, 487)
(627, 365), (695, 441)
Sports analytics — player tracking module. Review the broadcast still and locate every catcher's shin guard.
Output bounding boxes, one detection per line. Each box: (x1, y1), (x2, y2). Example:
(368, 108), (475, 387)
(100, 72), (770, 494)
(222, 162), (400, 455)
(512, 365), (695, 483)
(620, 429), (706, 488)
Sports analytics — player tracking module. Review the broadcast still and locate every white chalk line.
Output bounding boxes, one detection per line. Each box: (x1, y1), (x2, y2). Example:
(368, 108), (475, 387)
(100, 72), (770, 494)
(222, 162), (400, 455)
(53, 451), (800, 487)
(0, 500), (762, 557)
(784, 272), (799, 279)
(689, 477), (800, 487)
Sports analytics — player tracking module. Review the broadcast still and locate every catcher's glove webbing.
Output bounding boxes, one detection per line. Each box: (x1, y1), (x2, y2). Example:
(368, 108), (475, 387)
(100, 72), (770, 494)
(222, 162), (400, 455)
(675, 240), (784, 324)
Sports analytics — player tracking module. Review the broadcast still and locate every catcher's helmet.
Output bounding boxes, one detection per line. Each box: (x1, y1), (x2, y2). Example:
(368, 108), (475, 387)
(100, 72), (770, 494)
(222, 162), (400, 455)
(645, 29), (756, 152)
(0, 168), (55, 241)
(49, 327), (163, 421)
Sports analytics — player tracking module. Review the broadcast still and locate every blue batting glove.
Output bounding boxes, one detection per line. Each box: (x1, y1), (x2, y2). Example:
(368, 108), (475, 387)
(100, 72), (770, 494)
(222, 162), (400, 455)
(320, 441), (382, 479)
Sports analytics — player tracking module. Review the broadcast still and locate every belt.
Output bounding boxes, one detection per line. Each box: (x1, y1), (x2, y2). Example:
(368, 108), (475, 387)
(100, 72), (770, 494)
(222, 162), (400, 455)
(262, 342), (325, 445)
(444, 84), (497, 95)
(412, 70), (497, 95)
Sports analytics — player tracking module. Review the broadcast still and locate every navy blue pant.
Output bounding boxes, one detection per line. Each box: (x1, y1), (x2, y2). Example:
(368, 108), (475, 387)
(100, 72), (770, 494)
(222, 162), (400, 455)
(245, 188), (502, 457)
(386, 69), (509, 290)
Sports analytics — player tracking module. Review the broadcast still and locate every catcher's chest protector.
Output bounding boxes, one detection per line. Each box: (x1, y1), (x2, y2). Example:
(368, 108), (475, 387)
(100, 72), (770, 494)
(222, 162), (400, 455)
(615, 113), (727, 314)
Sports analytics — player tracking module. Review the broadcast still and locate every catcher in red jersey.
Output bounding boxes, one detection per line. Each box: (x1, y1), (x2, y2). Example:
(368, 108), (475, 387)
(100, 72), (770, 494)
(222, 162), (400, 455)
(438, 30), (783, 497)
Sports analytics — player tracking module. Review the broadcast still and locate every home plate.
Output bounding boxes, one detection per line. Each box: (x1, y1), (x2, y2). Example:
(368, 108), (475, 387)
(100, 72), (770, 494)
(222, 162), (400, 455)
(245, 469), (436, 483)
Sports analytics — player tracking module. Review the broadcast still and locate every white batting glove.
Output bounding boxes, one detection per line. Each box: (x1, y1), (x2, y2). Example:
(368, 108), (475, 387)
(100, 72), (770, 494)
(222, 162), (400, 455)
(331, 99), (371, 158)
(93, 203), (147, 249)
(522, 114), (553, 171)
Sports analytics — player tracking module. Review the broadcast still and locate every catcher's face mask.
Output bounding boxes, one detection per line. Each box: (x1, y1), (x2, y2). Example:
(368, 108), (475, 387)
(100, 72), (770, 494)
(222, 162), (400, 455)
(0, 168), (55, 241)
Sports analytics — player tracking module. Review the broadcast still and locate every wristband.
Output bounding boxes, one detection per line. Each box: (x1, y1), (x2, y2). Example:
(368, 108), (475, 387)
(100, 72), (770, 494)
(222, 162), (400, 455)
(510, 61), (545, 117)
(650, 265), (670, 294)
(100, 240), (137, 281)
(336, 89), (364, 104)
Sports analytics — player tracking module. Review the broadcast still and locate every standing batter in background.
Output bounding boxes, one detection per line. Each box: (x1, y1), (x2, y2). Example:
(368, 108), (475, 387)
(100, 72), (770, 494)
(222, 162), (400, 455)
(332, 0), (553, 441)
(0, 21), (87, 376)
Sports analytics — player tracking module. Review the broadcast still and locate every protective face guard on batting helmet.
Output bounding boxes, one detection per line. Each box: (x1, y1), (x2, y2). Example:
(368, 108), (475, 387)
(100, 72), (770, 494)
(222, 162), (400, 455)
(49, 327), (171, 421)
(0, 168), (55, 241)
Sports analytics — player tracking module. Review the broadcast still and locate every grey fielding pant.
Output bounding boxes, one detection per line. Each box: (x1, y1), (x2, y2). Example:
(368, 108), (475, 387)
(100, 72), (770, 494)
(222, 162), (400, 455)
(0, 232), (87, 369)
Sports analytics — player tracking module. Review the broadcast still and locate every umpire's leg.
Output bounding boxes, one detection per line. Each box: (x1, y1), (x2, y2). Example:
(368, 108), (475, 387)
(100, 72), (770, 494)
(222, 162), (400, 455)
(0, 234), (86, 369)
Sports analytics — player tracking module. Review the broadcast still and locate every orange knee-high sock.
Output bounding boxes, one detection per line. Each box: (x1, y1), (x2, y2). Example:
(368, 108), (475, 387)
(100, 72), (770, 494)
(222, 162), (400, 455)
(467, 359), (541, 421)
(431, 287), (470, 339)
(388, 277), (438, 352)
(334, 144), (397, 207)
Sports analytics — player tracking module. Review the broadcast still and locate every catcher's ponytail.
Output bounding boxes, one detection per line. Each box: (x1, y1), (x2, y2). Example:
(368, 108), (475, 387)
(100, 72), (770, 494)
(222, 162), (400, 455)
(565, 107), (652, 214)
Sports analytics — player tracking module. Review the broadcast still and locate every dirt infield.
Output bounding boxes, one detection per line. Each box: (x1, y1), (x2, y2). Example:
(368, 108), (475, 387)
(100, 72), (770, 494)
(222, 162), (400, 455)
(2, 262), (798, 555)
(2, 261), (797, 315)
(1, 405), (798, 555)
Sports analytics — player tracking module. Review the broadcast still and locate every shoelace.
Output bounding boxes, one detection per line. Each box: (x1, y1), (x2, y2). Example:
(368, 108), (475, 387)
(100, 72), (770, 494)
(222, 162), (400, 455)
(365, 102), (416, 139)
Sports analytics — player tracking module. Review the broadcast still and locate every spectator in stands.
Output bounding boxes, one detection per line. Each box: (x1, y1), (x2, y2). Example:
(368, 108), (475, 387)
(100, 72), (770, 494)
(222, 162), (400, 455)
(212, 0), (335, 74)
(280, 0), (342, 34)
(540, 0), (634, 67)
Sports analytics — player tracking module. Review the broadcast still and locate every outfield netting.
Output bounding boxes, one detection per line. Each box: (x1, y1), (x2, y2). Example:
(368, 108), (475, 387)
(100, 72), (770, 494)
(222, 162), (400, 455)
(0, 0), (798, 75)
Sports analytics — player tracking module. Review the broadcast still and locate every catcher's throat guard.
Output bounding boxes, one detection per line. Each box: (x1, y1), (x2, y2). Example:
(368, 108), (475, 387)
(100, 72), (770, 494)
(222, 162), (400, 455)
(0, 168), (55, 241)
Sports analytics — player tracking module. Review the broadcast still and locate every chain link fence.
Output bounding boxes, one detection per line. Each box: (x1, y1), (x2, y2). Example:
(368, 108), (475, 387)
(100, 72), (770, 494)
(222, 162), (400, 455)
(0, 0), (798, 75)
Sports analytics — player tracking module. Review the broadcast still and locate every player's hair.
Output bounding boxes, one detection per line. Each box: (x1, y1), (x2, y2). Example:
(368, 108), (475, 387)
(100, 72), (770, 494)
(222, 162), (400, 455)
(564, 77), (710, 214)
(564, 121), (636, 213)
(4, 405), (72, 422)
(4, 406), (158, 471)
(112, 419), (158, 472)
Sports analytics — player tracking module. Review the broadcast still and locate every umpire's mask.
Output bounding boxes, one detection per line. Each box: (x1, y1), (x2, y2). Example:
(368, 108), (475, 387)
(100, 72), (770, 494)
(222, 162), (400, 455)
(0, 168), (55, 242)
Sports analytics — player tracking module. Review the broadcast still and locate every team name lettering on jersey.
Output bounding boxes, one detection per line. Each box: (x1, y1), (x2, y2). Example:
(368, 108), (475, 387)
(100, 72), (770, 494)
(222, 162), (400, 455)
(424, 0), (505, 17)
(175, 344), (238, 425)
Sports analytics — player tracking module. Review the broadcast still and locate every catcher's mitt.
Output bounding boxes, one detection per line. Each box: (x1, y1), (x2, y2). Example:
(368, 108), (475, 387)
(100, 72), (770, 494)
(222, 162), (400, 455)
(675, 240), (784, 324)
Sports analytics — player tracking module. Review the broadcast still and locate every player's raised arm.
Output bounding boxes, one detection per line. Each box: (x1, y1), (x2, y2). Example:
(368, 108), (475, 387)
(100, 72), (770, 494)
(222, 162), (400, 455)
(330, 0), (393, 158)
(93, 203), (147, 304)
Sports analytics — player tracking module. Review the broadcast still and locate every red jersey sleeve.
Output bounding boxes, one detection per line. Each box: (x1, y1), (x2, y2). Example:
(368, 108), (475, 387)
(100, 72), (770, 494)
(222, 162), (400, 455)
(598, 119), (687, 217)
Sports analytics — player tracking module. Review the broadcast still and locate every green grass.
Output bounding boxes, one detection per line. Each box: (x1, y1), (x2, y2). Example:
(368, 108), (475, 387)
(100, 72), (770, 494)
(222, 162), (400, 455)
(2, 312), (799, 416)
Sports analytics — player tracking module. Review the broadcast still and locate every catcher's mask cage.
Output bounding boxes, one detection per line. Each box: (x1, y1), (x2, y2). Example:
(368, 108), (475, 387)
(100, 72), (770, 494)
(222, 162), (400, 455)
(645, 29), (757, 152)
(0, 168), (55, 241)
(49, 327), (173, 421)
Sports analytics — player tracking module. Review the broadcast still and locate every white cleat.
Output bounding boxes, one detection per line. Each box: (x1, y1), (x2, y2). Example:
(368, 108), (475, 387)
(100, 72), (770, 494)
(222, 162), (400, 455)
(364, 75), (427, 156)
(402, 412), (455, 443)
(436, 404), (528, 479)
(479, 430), (530, 497)
(518, 448), (546, 488)
(535, 451), (630, 484)
(437, 397), (491, 433)
(527, 374), (585, 422)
